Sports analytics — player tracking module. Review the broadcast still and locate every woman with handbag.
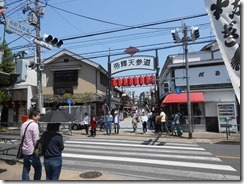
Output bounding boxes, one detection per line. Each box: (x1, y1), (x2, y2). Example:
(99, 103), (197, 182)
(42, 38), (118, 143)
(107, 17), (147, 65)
(20, 109), (42, 180)
(42, 123), (64, 180)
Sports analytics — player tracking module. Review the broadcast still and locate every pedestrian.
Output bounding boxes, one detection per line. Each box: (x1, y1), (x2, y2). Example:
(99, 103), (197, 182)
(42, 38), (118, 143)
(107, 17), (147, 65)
(99, 112), (106, 131)
(155, 113), (161, 134)
(42, 123), (64, 180)
(20, 109), (42, 180)
(147, 109), (153, 129)
(114, 110), (120, 134)
(89, 115), (97, 137)
(141, 111), (148, 135)
(160, 107), (170, 134)
(83, 113), (90, 135)
(131, 114), (139, 133)
(105, 110), (113, 135)
(172, 111), (183, 137)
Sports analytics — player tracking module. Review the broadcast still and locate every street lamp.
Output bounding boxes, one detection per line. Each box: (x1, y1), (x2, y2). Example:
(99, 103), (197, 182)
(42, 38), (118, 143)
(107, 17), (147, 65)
(171, 22), (200, 139)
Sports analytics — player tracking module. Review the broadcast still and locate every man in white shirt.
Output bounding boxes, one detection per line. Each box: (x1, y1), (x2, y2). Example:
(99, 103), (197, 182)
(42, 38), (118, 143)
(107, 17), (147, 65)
(83, 113), (89, 135)
(141, 111), (148, 135)
(114, 110), (120, 134)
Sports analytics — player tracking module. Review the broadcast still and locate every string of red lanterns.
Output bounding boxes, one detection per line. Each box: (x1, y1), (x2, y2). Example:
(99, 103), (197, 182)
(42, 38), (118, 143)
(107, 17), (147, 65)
(111, 74), (156, 87)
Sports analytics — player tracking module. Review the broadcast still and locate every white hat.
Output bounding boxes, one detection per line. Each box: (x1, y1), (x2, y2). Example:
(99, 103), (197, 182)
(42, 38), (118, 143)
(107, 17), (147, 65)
(114, 110), (118, 114)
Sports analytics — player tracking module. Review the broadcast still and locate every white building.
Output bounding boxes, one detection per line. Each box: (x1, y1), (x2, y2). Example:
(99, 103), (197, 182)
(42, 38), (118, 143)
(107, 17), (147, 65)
(158, 42), (239, 132)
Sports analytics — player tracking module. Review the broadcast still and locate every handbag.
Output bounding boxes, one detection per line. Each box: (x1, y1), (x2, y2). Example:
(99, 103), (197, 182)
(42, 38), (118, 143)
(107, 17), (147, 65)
(16, 122), (33, 159)
(34, 134), (44, 157)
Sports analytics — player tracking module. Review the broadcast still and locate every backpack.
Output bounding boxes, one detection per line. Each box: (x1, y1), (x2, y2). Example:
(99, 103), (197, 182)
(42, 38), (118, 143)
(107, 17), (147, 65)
(156, 115), (161, 123)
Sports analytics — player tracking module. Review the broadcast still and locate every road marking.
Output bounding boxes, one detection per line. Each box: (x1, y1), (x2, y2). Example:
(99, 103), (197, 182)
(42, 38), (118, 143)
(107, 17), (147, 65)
(216, 156), (240, 159)
(70, 138), (198, 147)
(66, 140), (205, 150)
(62, 153), (236, 171)
(64, 147), (221, 161)
(64, 144), (212, 155)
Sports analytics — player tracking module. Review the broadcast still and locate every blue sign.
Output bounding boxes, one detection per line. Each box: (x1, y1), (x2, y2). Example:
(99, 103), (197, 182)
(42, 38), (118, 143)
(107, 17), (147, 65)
(175, 87), (182, 94)
(67, 98), (73, 105)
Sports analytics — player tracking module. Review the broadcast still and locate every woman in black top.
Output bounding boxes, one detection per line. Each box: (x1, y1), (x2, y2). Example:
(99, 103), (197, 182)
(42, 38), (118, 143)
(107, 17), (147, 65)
(42, 123), (64, 180)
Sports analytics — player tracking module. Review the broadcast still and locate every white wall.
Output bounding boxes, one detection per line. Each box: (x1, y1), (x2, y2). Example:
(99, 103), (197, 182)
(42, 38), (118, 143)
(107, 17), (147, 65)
(204, 90), (236, 117)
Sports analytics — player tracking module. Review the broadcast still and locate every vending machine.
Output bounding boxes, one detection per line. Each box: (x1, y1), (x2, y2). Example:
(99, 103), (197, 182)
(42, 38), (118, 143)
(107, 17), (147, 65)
(217, 103), (238, 133)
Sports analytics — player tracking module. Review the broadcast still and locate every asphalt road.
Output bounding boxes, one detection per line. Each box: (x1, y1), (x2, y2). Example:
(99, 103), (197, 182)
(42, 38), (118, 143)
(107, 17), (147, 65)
(199, 143), (241, 176)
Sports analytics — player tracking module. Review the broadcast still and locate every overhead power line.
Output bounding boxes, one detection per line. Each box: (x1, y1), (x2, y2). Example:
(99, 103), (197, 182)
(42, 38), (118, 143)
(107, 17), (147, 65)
(61, 13), (208, 41)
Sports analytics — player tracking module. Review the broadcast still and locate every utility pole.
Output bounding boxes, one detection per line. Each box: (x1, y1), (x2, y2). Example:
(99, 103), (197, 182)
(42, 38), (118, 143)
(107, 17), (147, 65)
(155, 49), (160, 113)
(182, 22), (193, 139)
(171, 21), (199, 139)
(35, 0), (43, 113)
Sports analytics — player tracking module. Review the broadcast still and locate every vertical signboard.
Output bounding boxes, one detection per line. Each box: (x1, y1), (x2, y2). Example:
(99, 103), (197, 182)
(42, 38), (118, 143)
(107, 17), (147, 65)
(217, 103), (237, 133)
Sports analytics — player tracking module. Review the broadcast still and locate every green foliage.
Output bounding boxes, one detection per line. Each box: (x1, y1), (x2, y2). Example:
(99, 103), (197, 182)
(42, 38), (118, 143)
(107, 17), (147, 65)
(0, 41), (14, 102)
(48, 92), (95, 105)
(0, 90), (9, 102)
(0, 41), (14, 73)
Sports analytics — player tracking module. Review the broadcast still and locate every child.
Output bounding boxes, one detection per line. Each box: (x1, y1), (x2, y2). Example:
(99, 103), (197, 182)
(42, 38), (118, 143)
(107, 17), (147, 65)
(89, 116), (97, 137)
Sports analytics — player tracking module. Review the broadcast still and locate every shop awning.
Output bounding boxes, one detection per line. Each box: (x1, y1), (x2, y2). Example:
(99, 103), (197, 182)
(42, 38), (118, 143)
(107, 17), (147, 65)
(162, 92), (204, 104)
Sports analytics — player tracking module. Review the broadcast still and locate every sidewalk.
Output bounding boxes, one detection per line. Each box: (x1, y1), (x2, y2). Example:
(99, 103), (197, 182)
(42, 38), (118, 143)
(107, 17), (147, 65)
(0, 117), (241, 181)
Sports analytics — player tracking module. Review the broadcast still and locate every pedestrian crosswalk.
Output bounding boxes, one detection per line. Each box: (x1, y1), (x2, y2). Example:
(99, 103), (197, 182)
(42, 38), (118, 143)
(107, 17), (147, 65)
(61, 138), (240, 180)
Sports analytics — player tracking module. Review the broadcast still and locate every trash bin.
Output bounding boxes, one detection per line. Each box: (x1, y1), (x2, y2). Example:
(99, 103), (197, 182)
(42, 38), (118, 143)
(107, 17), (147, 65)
(22, 115), (29, 123)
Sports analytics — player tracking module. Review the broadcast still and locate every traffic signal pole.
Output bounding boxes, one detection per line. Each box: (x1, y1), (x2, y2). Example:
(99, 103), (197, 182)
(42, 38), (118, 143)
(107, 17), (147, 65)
(35, 0), (43, 113)
(182, 23), (193, 139)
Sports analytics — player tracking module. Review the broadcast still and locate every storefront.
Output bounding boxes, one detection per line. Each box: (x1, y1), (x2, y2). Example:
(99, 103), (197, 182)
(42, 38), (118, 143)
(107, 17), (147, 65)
(162, 92), (205, 132)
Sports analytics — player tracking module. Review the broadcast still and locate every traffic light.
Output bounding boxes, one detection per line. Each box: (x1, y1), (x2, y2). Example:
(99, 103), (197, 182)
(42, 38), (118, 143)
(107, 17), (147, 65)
(43, 34), (63, 48)
(171, 28), (181, 43)
(191, 26), (200, 42)
(163, 82), (170, 93)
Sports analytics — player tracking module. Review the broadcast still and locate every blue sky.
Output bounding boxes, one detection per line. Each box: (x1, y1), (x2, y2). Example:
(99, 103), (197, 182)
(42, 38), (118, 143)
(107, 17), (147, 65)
(1, 0), (213, 96)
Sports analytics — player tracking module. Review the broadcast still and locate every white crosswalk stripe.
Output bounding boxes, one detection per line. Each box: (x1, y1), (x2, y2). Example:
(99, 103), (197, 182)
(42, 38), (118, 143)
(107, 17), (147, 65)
(62, 138), (239, 180)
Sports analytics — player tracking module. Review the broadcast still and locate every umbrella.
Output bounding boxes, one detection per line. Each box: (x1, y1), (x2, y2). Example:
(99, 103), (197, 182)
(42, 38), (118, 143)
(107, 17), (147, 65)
(39, 110), (76, 123)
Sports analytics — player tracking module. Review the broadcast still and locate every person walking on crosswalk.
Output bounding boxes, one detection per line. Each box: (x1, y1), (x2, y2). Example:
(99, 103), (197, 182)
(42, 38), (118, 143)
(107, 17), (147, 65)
(160, 107), (170, 134)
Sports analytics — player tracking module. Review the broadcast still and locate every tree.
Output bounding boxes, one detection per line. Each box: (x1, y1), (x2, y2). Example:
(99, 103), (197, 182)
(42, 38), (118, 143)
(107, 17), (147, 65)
(0, 40), (15, 102)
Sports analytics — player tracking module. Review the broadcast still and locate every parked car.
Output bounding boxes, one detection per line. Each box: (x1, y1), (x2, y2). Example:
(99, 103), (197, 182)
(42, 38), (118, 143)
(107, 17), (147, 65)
(71, 121), (85, 130)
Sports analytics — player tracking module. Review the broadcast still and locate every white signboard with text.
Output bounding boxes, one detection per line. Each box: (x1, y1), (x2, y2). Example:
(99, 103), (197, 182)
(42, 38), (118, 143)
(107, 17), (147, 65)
(5, 17), (32, 37)
(111, 56), (155, 75)
(175, 65), (231, 86)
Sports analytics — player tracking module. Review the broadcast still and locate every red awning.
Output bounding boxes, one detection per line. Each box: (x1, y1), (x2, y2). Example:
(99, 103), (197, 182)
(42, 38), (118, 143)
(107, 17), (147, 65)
(162, 92), (204, 104)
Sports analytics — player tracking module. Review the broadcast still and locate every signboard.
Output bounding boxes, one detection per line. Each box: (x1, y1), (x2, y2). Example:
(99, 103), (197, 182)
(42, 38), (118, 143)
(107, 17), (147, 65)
(67, 98), (73, 105)
(5, 17), (32, 37)
(175, 87), (182, 94)
(110, 56), (155, 75)
(0, 0), (4, 7)
(33, 39), (52, 50)
(175, 65), (231, 86)
(217, 103), (238, 133)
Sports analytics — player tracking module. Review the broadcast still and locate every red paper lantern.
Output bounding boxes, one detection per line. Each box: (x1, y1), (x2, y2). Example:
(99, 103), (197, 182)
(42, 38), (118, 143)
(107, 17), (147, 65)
(144, 75), (150, 85)
(122, 77), (127, 86)
(150, 75), (156, 84)
(127, 77), (133, 86)
(111, 78), (117, 87)
(133, 76), (139, 86)
(117, 78), (122, 87)
(139, 75), (144, 85)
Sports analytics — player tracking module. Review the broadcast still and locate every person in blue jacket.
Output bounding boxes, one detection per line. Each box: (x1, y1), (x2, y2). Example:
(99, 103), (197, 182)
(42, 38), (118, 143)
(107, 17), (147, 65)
(105, 110), (113, 135)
